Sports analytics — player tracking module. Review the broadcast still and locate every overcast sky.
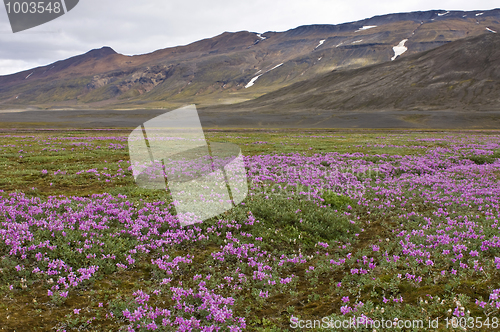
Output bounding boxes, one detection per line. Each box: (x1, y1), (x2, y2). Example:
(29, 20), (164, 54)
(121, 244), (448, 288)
(0, 0), (498, 75)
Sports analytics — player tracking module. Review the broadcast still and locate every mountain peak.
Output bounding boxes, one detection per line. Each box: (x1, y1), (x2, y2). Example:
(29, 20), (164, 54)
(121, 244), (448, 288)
(83, 46), (117, 58)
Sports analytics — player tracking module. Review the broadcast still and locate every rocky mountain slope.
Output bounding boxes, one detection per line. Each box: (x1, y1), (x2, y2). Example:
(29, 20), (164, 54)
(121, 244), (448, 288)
(212, 32), (500, 113)
(0, 9), (499, 109)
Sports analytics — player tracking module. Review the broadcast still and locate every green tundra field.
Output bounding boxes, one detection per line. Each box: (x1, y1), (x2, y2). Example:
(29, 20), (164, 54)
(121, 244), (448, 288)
(1, 128), (500, 331)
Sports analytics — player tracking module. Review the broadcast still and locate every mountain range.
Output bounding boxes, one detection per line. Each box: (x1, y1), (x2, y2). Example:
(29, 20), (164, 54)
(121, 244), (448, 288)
(0, 8), (499, 113)
(215, 32), (500, 112)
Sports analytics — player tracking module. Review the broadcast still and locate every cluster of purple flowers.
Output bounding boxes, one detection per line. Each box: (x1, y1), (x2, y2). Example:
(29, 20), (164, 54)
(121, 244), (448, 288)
(3, 132), (500, 328)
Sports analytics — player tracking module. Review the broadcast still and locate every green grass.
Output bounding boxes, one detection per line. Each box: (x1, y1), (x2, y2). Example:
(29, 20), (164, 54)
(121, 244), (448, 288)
(1, 129), (500, 331)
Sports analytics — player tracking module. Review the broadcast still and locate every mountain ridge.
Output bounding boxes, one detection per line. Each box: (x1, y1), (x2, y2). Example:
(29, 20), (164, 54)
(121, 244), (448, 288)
(203, 32), (500, 114)
(0, 8), (499, 109)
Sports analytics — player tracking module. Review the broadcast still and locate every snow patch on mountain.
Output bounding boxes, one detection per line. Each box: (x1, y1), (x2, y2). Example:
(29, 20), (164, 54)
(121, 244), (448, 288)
(25, 72), (34, 79)
(245, 74), (262, 88)
(486, 27), (497, 33)
(391, 39), (408, 61)
(356, 25), (377, 32)
(315, 40), (326, 49)
(269, 63), (283, 71)
(245, 63), (283, 88)
(438, 11), (449, 16)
